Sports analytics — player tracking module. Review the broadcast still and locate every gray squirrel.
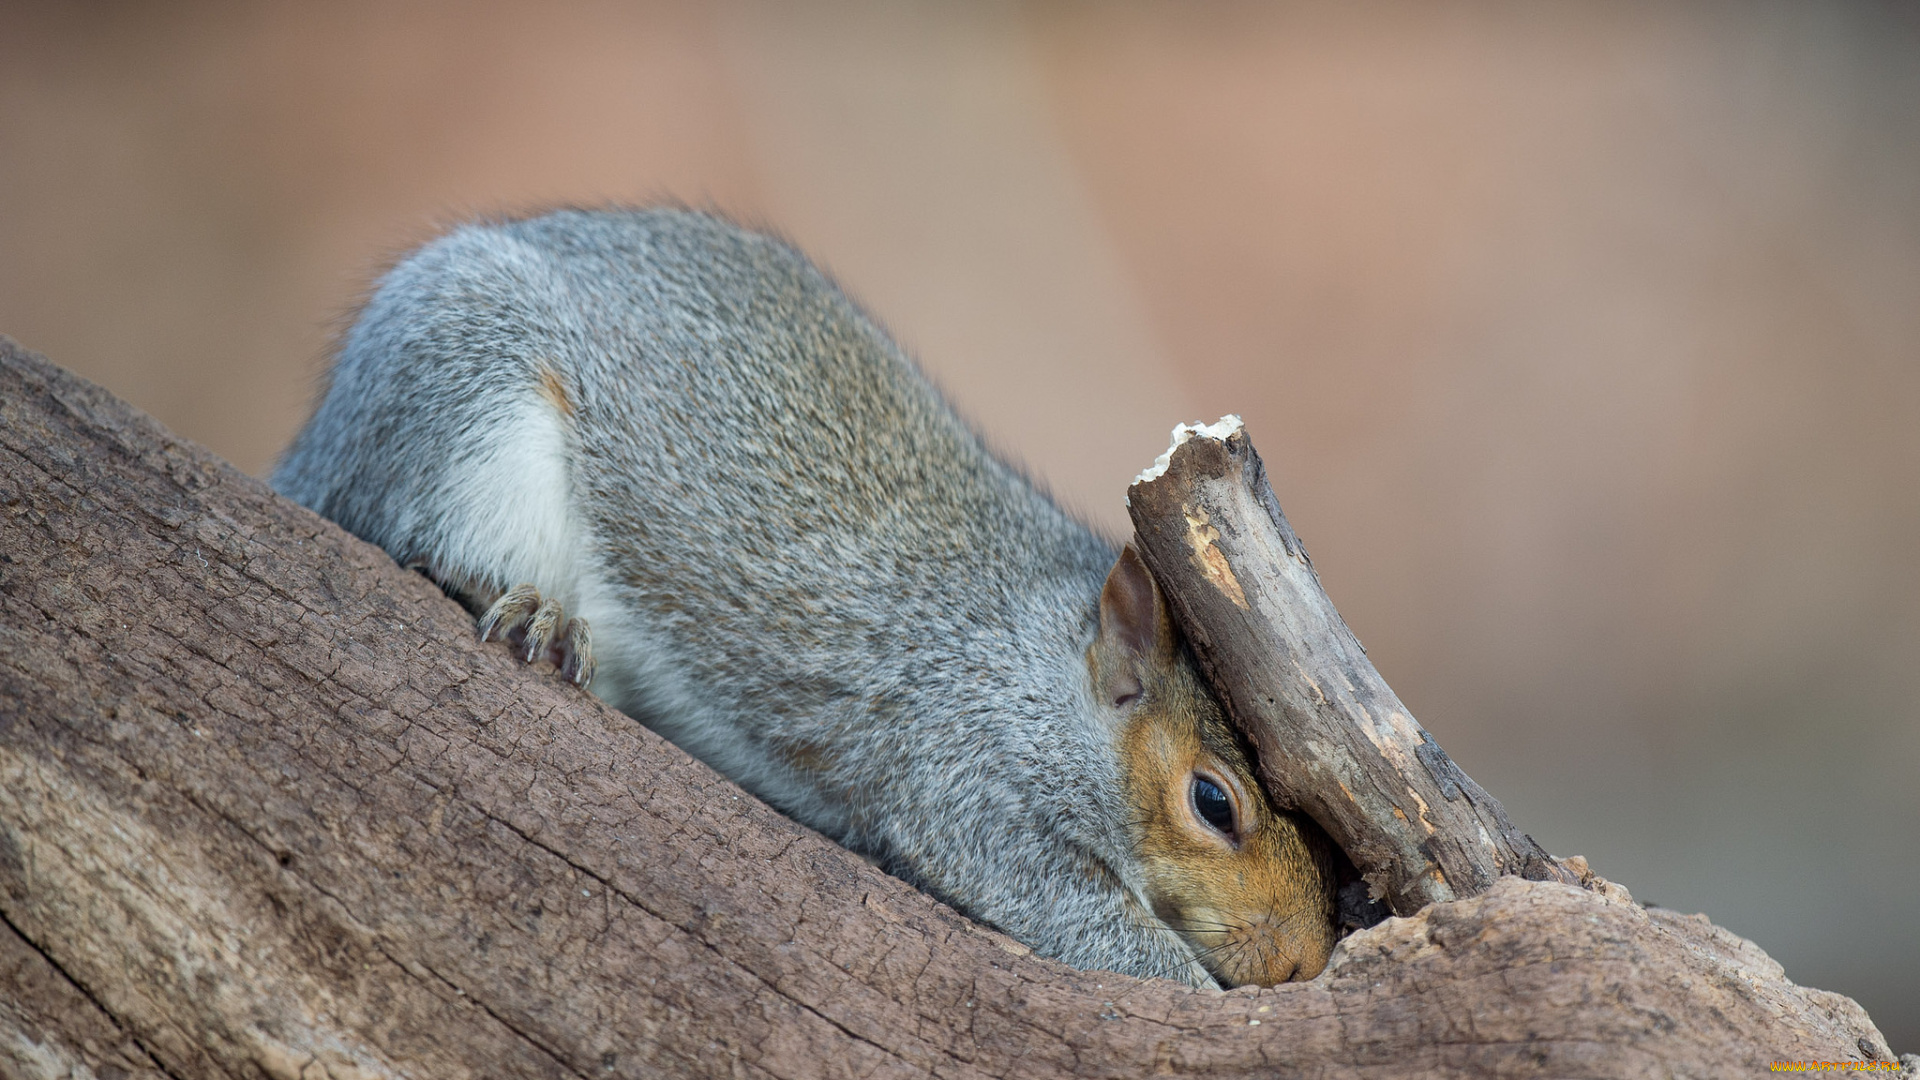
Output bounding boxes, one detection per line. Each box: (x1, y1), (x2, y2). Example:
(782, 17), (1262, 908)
(274, 207), (1336, 987)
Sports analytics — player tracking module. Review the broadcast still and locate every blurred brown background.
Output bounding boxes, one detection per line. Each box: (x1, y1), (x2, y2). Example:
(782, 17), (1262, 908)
(3, 0), (1915, 1049)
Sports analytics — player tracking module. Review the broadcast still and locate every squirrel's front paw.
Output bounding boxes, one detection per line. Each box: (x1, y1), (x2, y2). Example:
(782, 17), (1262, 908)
(477, 583), (595, 688)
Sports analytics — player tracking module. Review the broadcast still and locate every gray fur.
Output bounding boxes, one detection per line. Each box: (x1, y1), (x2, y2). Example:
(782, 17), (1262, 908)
(275, 207), (1206, 984)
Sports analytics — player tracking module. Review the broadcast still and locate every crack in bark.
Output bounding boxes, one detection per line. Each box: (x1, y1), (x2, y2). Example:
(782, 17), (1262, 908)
(394, 948), (593, 1080)
(476, 804), (933, 1079)
(0, 901), (185, 1080)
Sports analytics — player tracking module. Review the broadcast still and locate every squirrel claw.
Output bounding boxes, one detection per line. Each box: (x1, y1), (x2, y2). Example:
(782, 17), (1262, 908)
(522, 597), (565, 663)
(477, 584), (594, 689)
(562, 617), (595, 688)
(478, 584), (541, 642)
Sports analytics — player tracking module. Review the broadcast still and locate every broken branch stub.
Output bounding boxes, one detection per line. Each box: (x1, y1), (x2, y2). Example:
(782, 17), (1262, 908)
(1127, 418), (1574, 915)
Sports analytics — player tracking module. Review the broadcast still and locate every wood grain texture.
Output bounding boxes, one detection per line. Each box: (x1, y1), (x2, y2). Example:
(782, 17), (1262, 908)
(1129, 423), (1574, 916)
(0, 340), (1898, 1077)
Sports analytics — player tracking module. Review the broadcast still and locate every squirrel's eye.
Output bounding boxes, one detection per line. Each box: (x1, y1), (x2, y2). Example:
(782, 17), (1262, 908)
(1190, 775), (1236, 837)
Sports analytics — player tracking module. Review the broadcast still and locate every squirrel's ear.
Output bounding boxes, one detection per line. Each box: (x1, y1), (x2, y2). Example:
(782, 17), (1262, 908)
(1094, 543), (1173, 708)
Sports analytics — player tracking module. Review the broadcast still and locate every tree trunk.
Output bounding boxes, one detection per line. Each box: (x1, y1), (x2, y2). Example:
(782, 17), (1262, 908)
(0, 340), (1902, 1078)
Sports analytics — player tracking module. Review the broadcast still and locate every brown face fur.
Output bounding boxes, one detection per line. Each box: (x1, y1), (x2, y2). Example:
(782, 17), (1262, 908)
(1090, 545), (1336, 987)
(1119, 662), (1336, 986)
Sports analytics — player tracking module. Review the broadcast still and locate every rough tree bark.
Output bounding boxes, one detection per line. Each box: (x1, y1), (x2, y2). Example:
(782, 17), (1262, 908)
(0, 339), (1903, 1078)
(1128, 418), (1567, 917)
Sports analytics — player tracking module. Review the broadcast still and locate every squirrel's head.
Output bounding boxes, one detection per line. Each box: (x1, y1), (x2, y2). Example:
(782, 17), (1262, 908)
(1088, 544), (1337, 987)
